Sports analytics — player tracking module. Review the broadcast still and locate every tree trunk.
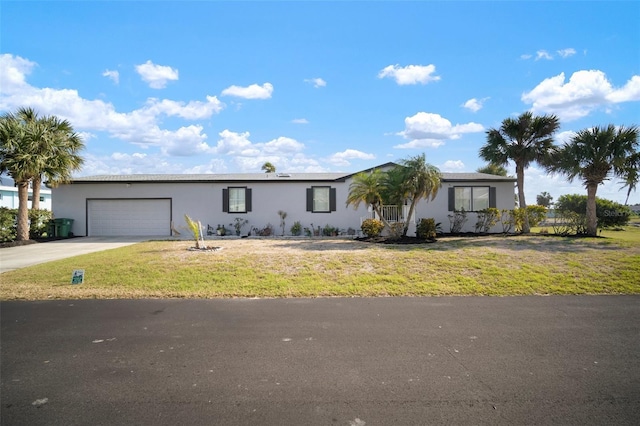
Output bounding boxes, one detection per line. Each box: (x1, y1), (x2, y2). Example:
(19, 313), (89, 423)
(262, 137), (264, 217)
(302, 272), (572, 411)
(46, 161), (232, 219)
(516, 162), (530, 233)
(373, 205), (392, 230)
(31, 176), (41, 210)
(586, 184), (598, 237)
(403, 200), (417, 237)
(16, 180), (30, 241)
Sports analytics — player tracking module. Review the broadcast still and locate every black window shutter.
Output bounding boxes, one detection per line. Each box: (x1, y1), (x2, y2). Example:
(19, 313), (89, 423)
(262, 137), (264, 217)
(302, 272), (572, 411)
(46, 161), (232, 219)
(306, 188), (313, 212)
(330, 188), (336, 212)
(448, 187), (455, 211)
(222, 188), (229, 212)
(246, 188), (252, 212)
(489, 187), (496, 208)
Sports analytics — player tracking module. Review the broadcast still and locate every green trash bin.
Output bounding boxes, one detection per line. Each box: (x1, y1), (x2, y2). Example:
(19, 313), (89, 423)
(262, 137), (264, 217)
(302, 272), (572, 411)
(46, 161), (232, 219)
(54, 218), (74, 238)
(47, 220), (56, 238)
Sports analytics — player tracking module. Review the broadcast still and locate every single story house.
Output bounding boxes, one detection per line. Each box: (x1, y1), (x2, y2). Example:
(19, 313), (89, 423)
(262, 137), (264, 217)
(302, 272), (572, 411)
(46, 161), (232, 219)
(0, 176), (53, 210)
(51, 163), (516, 237)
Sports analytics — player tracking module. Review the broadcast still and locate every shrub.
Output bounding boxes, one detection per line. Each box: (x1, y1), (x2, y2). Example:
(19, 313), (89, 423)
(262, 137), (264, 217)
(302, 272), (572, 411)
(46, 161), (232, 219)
(552, 210), (587, 235)
(499, 209), (515, 234)
(388, 222), (404, 240)
(474, 208), (500, 233)
(0, 207), (16, 242)
(29, 209), (52, 239)
(232, 217), (249, 236)
(513, 205), (547, 232)
(290, 221), (302, 236)
(448, 209), (468, 233)
(322, 224), (338, 236)
(555, 194), (631, 229)
(416, 218), (437, 240)
(256, 223), (274, 236)
(361, 218), (384, 238)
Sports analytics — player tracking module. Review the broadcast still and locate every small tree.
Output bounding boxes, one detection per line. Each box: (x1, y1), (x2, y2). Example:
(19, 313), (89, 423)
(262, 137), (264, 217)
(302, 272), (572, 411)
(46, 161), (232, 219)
(278, 210), (287, 236)
(261, 162), (276, 173)
(536, 191), (553, 207)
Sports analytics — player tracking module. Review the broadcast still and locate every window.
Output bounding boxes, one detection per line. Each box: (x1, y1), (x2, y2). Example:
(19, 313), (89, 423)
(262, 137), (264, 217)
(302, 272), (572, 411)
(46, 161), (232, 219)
(448, 186), (496, 211)
(222, 187), (252, 213)
(40, 196), (45, 202)
(306, 186), (336, 213)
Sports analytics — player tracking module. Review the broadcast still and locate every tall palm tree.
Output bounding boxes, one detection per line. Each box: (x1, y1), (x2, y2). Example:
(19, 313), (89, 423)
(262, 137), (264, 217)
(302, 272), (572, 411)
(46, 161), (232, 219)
(546, 124), (639, 236)
(476, 163), (508, 176)
(0, 107), (84, 240)
(619, 151), (640, 205)
(346, 168), (391, 229)
(479, 112), (560, 233)
(391, 154), (442, 236)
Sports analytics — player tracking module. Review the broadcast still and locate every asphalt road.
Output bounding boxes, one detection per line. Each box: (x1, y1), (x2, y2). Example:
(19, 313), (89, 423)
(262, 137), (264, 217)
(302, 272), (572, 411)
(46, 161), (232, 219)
(2, 296), (639, 425)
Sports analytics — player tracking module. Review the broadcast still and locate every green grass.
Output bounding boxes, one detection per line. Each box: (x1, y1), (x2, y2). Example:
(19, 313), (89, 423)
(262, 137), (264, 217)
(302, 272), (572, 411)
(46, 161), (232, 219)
(1, 229), (639, 300)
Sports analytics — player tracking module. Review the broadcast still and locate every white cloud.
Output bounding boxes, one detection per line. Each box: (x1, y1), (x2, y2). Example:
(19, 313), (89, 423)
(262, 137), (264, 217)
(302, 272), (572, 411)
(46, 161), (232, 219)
(378, 64), (440, 85)
(135, 60), (179, 89)
(441, 160), (465, 171)
(221, 82), (273, 99)
(304, 78), (326, 88)
(462, 97), (489, 112)
(557, 48), (576, 58)
(0, 54), (224, 159)
(520, 54), (533, 60)
(291, 118), (309, 124)
(535, 50), (553, 61)
(102, 69), (119, 84)
(522, 70), (640, 120)
(395, 112), (484, 149)
(263, 137), (305, 154)
(144, 96), (224, 119)
(327, 149), (375, 166)
(0, 54), (35, 93)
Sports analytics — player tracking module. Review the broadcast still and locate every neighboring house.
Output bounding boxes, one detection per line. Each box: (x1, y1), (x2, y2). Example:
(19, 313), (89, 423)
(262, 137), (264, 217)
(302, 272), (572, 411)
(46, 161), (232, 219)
(0, 176), (52, 210)
(629, 205), (640, 215)
(51, 163), (516, 237)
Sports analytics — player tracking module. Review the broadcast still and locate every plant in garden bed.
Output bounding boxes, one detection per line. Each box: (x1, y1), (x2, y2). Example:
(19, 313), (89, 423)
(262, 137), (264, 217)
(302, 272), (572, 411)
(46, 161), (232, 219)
(322, 224), (339, 236)
(499, 209), (515, 234)
(361, 218), (384, 238)
(184, 214), (204, 249)
(416, 218), (439, 240)
(278, 210), (287, 236)
(290, 221), (303, 236)
(448, 209), (468, 233)
(475, 208), (500, 233)
(232, 217), (249, 236)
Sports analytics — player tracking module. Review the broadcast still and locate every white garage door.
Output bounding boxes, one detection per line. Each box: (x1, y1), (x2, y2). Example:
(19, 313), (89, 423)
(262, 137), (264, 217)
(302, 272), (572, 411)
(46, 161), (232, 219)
(88, 199), (171, 236)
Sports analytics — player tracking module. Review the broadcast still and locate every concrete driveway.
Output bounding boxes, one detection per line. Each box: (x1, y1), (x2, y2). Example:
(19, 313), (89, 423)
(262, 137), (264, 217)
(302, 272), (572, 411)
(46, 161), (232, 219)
(0, 237), (154, 273)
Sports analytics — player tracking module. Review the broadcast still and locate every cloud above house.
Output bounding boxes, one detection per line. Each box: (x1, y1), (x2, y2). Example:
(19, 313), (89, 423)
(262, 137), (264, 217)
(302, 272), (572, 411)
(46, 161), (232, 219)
(557, 48), (577, 58)
(535, 50), (553, 61)
(441, 160), (465, 171)
(0, 54), (223, 159)
(462, 97), (489, 112)
(304, 78), (326, 88)
(102, 69), (119, 85)
(395, 112), (484, 149)
(327, 149), (375, 166)
(522, 70), (640, 120)
(378, 64), (440, 85)
(221, 82), (274, 99)
(135, 60), (179, 89)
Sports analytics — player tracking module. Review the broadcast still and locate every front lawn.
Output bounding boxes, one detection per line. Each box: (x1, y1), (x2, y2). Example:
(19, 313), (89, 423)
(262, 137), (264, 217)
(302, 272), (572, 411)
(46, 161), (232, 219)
(1, 229), (639, 300)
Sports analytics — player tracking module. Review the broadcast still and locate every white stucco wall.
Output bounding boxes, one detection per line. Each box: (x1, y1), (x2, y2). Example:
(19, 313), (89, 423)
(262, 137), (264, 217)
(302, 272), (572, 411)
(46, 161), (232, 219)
(53, 177), (516, 237)
(413, 180), (516, 234)
(52, 180), (372, 237)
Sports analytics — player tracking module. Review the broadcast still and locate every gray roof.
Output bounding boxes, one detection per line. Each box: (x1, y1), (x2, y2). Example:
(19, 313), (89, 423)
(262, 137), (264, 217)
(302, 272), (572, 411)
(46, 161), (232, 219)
(67, 171), (515, 184)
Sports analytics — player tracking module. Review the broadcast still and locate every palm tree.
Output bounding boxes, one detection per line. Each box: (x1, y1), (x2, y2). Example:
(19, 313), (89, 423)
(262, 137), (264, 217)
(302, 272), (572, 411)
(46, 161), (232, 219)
(390, 154), (442, 236)
(0, 108), (84, 240)
(546, 124), (639, 236)
(479, 112), (560, 233)
(619, 151), (640, 205)
(261, 162), (276, 173)
(476, 163), (508, 176)
(346, 168), (391, 229)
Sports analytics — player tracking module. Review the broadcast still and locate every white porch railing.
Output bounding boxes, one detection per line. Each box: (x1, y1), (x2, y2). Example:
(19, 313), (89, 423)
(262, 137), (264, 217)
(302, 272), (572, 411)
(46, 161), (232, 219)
(360, 205), (415, 225)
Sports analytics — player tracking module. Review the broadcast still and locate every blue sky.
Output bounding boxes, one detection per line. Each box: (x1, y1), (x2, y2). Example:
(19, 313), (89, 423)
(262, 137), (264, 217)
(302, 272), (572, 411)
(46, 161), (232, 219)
(1, 1), (639, 204)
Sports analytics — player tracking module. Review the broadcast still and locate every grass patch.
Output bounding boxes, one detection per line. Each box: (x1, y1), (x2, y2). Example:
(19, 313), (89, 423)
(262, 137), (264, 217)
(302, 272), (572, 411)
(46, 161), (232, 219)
(1, 231), (639, 300)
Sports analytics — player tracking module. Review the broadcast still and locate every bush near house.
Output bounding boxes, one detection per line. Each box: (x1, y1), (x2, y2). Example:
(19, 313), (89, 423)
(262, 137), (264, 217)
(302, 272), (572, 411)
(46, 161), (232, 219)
(555, 194), (631, 231)
(361, 218), (384, 238)
(0, 208), (52, 242)
(514, 205), (547, 233)
(416, 218), (438, 240)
